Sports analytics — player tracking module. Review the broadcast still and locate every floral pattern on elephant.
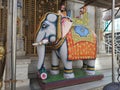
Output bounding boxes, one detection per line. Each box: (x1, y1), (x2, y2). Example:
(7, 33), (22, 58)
(66, 26), (96, 60)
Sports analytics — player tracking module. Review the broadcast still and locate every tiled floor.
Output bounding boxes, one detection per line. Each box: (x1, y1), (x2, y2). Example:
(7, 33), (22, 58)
(17, 86), (31, 90)
(17, 69), (119, 90)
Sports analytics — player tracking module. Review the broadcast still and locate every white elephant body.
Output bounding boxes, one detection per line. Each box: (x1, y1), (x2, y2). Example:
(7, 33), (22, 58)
(33, 12), (97, 79)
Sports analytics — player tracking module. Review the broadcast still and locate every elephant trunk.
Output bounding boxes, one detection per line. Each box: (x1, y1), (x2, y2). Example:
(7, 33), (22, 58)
(37, 45), (45, 70)
(37, 45), (47, 79)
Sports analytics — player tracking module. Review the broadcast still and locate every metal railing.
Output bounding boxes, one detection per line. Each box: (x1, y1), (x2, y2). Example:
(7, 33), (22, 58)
(104, 32), (120, 54)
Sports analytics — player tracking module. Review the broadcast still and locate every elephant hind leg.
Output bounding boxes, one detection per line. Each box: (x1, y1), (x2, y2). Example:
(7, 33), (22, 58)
(83, 60), (95, 75)
(64, 68), (75, 79)
(82, 60), (88, 70)
(50, 65), (60, 75)
(85, 65), (95, 75)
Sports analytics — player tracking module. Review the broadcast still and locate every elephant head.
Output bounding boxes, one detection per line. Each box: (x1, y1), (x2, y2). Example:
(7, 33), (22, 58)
(34, 13), (73, 45)
(33, 13), (72, 79)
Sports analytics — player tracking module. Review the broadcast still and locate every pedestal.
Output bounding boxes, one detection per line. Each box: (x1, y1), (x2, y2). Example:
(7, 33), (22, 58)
(38, 68), (104, 90)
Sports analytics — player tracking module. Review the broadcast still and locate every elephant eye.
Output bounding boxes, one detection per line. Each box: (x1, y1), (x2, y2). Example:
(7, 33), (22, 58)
(42, 22), (49, 28)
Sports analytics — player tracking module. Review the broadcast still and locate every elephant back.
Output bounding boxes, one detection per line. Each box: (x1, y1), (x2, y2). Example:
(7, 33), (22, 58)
(66, 26), (97, 60)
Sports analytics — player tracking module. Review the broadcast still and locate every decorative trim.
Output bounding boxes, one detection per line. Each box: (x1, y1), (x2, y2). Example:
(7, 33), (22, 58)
(87, 68), (95, 71)
(51, 65), (59, 70)
(51, 38), (65, 50)
(64, 69), (73, 73)
(51, 15), (66, 50)
(56, 15), (62, 40)
(0, 46), (5, 60)
(87, 65), (95, 71)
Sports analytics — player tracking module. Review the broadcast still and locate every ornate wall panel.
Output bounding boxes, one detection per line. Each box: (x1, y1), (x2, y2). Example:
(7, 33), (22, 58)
(24, 0), (36, 55)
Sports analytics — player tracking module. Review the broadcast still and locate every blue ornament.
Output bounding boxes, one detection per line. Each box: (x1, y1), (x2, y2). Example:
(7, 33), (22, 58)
(74, 25), (89, 37)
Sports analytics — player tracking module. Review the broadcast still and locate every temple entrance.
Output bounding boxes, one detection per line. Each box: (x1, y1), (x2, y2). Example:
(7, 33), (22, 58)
(23, 0), (62, 55)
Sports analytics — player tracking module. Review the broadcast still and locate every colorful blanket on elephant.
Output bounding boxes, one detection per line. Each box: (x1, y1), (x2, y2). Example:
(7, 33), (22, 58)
(66, 26), (97, 60)
(72, 12), (89, 27)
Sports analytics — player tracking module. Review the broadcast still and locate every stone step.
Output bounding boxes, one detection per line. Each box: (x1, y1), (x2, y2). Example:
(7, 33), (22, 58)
(16, 56), (31, 87)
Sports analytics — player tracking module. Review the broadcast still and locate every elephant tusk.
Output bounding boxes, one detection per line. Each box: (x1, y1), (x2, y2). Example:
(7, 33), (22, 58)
(32, 42), (42, 46)
(32, 39), (48, 46)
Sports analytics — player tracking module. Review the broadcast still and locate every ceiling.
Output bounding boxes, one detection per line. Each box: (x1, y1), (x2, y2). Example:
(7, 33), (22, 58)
(79, 0), (120, 8)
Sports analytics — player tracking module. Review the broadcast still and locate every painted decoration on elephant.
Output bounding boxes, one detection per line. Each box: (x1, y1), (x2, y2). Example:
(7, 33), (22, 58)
(74, 25), (89, 37)
(72, 6), (89, 27)
(73, 12), (89, 27)
(66, 26), (97, 60)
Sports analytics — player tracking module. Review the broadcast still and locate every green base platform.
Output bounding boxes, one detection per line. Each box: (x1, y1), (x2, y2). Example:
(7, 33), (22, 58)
(38, 68), (104, 90)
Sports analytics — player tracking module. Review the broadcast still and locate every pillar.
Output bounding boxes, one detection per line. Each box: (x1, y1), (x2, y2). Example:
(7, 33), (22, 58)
(95, 7), (106, 54)
(17, 0), (25, 56)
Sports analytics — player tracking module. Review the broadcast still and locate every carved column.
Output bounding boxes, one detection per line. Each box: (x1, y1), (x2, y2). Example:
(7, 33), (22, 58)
(95, 7), (106, 54)
(17, 0), (25, 56)
(5, 0), (11, 89)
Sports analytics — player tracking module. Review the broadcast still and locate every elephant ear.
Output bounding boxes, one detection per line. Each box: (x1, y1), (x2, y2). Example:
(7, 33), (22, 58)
(61, 17), (73, 38)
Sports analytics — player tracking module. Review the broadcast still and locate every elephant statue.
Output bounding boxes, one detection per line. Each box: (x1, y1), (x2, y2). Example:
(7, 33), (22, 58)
(33, 12), (97, 80)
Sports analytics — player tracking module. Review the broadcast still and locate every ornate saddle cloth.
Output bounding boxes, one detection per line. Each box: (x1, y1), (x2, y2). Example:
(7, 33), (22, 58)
(66, 26), (97, 60)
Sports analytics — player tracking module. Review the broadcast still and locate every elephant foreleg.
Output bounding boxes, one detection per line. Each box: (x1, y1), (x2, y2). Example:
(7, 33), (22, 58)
(37, 45), (45, 70)
(50, 50), (60, 75)
(60, 41), (75, 79)
(83, 60), (95, 75)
